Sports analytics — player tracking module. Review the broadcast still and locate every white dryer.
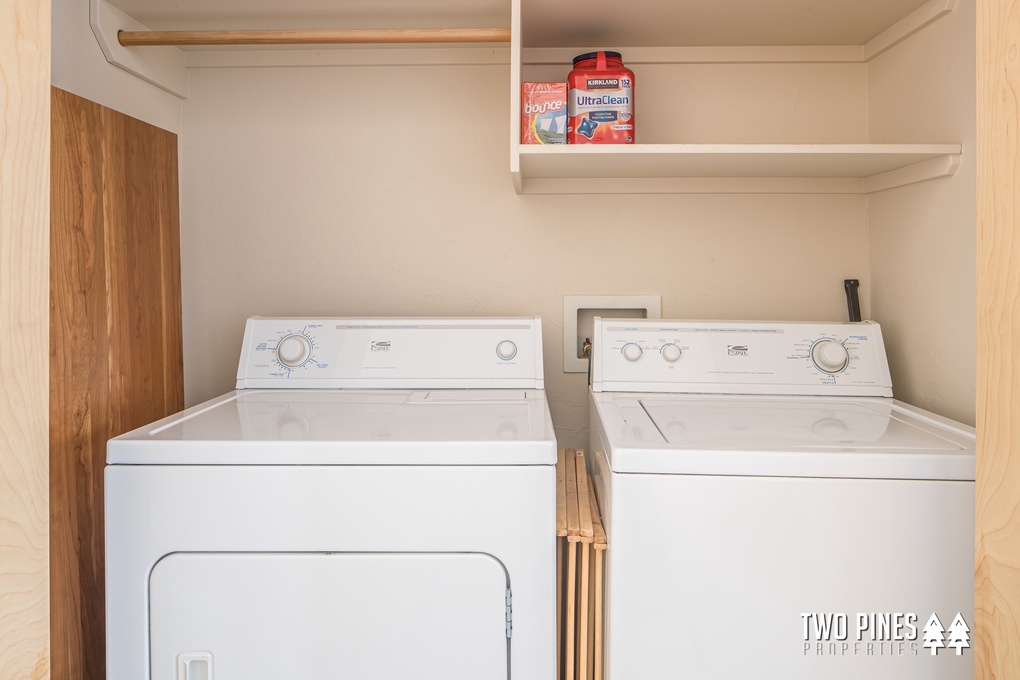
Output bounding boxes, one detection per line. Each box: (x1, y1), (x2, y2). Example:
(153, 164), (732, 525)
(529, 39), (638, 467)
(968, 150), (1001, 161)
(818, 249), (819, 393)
(106, 317), (556, 680)
(588, 318), (975, 680)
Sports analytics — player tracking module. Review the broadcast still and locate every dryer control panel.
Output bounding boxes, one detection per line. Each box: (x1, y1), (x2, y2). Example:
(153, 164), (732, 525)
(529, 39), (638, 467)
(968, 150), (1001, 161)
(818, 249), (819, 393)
(591, 319), (892, 397)
(236, 317), (545, 389)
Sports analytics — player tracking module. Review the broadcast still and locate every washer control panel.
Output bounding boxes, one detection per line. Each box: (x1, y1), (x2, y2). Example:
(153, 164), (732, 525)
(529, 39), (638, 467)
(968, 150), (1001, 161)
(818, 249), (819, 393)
(592, 319), (892, 396)
(236, 317), (545, 389)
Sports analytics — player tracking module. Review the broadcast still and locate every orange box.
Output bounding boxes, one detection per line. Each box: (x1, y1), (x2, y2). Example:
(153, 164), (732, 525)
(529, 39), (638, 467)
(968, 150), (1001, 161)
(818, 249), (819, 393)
(521, 82), (568, 144)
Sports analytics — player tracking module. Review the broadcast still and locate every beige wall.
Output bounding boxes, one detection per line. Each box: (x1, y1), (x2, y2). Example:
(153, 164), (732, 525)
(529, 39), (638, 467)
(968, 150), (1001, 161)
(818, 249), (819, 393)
(525, 62), (869, 143)
(0, 0), (50, 677)
(47, 0), (975, 442)
(180, 62), (871, 447)
(867, 0), (977, 426)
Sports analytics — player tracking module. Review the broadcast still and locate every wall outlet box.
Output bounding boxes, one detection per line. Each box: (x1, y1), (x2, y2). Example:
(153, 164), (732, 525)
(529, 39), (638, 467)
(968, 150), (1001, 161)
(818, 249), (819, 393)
(563, 295), (661, 372)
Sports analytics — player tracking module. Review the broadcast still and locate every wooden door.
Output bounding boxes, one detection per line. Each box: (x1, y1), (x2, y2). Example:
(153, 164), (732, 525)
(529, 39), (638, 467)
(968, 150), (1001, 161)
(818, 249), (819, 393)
(50, 87), (183, 680)
(0, 0), (51, 678)
(977, 0), (1020, 676)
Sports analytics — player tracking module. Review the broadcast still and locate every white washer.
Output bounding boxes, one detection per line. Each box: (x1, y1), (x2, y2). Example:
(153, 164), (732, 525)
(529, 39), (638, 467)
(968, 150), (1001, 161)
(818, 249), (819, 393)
(106, 317), (556, 680)
(589, 318), (975, 680)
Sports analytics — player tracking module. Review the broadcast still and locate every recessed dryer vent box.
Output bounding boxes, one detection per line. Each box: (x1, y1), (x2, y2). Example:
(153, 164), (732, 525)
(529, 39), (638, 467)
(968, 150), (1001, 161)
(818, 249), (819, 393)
(563, 295), (661, 372)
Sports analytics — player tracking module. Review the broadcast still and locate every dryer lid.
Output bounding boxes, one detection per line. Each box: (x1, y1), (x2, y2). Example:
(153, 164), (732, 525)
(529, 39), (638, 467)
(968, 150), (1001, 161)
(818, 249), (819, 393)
(108, 389), (556, 465)
(592, 393), (974, 480)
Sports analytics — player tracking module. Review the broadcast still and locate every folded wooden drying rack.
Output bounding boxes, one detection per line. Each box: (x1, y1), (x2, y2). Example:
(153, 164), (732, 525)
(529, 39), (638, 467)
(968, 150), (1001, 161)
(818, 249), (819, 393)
(557, 449), (607, 680)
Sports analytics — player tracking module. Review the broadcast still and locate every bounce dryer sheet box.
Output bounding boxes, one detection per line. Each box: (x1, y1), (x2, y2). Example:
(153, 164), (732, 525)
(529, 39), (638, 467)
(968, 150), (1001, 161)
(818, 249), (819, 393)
(521, 82), (568, 144)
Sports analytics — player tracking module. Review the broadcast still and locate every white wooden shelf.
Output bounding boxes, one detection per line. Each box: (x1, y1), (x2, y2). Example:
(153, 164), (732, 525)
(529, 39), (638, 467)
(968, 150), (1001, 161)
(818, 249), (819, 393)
(510, 0), (963, 195)
(511, 144), (962, 195)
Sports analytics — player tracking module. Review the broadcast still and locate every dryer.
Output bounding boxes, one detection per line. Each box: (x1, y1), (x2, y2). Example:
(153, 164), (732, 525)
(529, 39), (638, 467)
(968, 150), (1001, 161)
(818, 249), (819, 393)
(106, 317), (556, 680)
(588, 318), (975, 680)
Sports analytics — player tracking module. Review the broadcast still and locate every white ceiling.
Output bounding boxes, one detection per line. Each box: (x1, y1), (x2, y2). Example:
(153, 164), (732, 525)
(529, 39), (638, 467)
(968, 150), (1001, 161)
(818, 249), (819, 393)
(522, 0), (936, 48)
(107, 0), (934, 48)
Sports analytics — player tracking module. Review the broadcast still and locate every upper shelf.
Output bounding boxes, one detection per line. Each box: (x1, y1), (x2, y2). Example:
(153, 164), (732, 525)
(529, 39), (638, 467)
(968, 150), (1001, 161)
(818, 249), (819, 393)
(511, 145), (962, 195)
(510, 0), (962, 195)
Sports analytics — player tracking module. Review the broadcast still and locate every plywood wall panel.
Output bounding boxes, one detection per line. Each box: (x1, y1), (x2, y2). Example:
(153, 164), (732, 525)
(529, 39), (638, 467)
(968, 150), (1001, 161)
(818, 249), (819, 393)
(0, 0), (51, 677)
(975, 0), (1020, 676)
(50, 87), (183, 680)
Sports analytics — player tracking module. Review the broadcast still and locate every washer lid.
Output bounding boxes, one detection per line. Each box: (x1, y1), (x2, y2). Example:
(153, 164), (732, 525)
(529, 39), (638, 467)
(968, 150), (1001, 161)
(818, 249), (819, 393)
(592, 393), (974, 480)
(108, 389), (556, 465)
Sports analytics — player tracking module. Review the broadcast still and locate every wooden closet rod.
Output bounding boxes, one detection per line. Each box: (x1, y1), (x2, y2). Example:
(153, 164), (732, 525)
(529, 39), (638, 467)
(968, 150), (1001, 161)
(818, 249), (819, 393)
(117, 27), (511, 46)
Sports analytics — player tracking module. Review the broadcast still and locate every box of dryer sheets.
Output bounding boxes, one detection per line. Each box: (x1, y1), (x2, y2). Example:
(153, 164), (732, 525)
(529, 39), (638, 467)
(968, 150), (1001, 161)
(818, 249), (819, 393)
(521, 82), (567, 144)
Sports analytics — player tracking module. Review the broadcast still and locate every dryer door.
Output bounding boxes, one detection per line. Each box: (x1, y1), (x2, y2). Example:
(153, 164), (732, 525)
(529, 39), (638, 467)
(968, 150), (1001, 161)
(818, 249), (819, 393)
(149, 552), (509, 680)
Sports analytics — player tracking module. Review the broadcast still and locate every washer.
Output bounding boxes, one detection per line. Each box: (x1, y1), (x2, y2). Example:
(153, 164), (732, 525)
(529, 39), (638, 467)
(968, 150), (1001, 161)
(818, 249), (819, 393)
(106, 317), (556, 680)
(589, 318), (975, 680)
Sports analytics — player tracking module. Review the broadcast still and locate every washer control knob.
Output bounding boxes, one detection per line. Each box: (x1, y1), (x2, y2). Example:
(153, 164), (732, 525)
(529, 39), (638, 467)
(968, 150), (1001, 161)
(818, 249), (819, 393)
(661, 343), (682, 363)
(277, 334), (312, 368)
(622, 343), (643, 362)
(496, 340), (517, 361)
(811, 339), (849, 374)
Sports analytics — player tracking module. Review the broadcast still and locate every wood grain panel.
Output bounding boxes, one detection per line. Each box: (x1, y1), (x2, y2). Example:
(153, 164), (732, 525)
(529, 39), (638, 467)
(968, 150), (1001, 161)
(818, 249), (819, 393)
(976, 0), (1020, 676)
(50, 89), (109, 680)
(0, 0), (51, 678)
(50, 87), (183, 680)
(100, 105), (184, 435)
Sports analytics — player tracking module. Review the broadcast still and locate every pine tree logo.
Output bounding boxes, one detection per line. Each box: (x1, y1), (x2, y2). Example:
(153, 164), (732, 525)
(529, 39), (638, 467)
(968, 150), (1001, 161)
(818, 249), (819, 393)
(922, 612), (946, 655)
(947, 613), (971, 655)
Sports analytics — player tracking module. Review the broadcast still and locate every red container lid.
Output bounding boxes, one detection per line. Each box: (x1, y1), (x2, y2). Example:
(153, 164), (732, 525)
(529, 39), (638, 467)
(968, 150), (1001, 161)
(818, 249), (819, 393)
(572, 51), (623, 65)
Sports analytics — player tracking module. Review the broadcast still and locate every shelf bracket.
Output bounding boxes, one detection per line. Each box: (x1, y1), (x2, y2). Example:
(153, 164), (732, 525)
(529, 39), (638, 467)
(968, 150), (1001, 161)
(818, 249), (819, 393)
(863, 154), (961, 194)
(89, 0), (188, 99)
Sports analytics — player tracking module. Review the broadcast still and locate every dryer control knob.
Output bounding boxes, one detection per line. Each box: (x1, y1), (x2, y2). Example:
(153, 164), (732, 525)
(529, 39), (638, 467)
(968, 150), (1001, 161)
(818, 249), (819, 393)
(622, 343), (643, 362)
(496, 340), (517, 361)
(811, 339), (849, 374)
(661, 343), (682, 363)
(277, 334), (312, 368)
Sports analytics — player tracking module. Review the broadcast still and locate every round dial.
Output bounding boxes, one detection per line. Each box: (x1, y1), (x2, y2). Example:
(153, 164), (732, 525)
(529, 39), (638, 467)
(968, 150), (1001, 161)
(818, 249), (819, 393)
(622, 343), (643, 362)
(277, 334), (312, 368)
(812, 417), (849, 438)
(496, 340), (517, 361)
(661, 343), (682, 363)
(277, 412), (311, 440)
(810, 339), (849, 374)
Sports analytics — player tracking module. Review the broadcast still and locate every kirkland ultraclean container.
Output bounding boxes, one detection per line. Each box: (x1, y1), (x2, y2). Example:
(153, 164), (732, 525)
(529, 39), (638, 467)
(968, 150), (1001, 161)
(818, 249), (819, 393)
(567, 51), (635, 144)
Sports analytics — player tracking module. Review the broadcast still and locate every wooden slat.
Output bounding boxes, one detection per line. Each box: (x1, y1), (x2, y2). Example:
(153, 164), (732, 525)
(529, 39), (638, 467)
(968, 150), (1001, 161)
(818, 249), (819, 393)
(587, 475), (607, 546)
(564, 542), (577, 680)
(49, 88), (184, 680)
(556, 537), (564, 679)
(117, 27), (511, 47)
(587, 465), (606, 680)
(576, 545), (590, 680)
(559, 449), (607, 680)
(556, 449), (567, 537)
(0, 1), (50, 676)
(593, 547), (605, 680)
(574, 450), (594, 540)
(564, 448), (581, 540)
